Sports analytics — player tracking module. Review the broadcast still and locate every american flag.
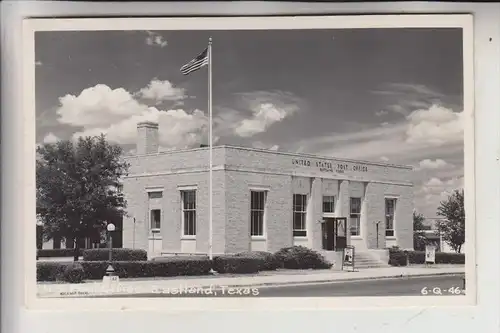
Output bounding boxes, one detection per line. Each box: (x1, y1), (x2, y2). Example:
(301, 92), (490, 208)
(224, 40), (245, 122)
(180, 48), (209, 75)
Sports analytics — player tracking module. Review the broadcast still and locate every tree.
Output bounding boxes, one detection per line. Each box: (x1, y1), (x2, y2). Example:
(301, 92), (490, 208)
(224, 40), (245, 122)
(436, 189), (465, 253)
(36, 134), (130, 261)
(413, 210), (428, 251)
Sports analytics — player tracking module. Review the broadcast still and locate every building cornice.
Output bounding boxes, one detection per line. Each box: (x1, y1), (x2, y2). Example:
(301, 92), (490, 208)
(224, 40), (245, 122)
(123, 165), (413, 187)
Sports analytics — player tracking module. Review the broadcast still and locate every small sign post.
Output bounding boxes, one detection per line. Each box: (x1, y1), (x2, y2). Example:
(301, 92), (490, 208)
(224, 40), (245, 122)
(343, 245), (355, 272)
(425, 245), (436, 266)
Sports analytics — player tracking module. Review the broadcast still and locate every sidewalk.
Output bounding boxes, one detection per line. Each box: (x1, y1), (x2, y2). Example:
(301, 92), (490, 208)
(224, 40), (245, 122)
(37, 265), (465, 298)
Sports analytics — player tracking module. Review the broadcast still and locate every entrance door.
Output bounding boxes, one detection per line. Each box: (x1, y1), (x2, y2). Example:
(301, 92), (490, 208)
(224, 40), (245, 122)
(322, 217), (348, 251)
(334, 217), (347, 251)
(322, 218), (335, 251)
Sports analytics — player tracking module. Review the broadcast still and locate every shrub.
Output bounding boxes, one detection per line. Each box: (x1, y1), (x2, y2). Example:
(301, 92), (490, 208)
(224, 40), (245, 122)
(234, 251), (280, 271)
(37, 258), (213, 282)
(212, 255), (261, 274)
(37, 248), (83, 258)
(151, 255), (209, 262)
(37, 262), (69, 281)
(388, 248), (408, 266)
(274, 246), (332, 269)
(388, 249), (465, 266)
(60, 263), (85, 283)
(81, 259), (212, 280)
(83, 248), (147, 261)
(408, 251), (426, 264)
(436, 252), (465, 264)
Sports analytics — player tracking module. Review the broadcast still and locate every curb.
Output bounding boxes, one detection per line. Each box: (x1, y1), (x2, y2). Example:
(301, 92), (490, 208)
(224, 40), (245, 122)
(239, 272), (465, 289)
(38, 271), (465, 298)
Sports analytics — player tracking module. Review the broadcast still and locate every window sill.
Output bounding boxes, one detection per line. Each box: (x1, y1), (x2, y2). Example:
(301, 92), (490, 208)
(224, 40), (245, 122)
(385, 236), (397, 240)
(148, 236), (162, 240)
(293, 236), (308, 240)
(181, 236), (196, 240)
(251, 236), (266, 241)
(351, 236), (362, 239)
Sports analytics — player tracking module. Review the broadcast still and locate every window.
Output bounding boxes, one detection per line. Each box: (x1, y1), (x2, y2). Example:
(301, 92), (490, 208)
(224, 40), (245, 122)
(350, 197), (361, 236)
(150, 209), (161, 230)
(385, 198), (396, 237)
(181, 190), (196, 236)
(322, 196), (335, 213)
(250, 191), (266, 236)
(148, 191), (163, 199)
(293, 194), (307, 237)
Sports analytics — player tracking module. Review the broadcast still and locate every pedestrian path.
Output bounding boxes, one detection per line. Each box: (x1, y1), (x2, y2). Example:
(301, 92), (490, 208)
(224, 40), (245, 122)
(37, 265), (465, 298)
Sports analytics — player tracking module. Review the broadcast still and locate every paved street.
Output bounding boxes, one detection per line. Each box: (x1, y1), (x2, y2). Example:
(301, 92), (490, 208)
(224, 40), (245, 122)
(86, 274), (465, 298)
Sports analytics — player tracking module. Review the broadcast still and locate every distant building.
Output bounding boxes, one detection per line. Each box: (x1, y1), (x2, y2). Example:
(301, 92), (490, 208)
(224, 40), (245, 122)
(121, 121), (415, 259)
(420, 218), (466, 254)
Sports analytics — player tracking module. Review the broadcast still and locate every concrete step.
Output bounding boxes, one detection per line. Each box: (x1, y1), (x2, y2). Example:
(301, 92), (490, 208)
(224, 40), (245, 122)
(319, 250), (390, 269)
(353, 251), (389, 268)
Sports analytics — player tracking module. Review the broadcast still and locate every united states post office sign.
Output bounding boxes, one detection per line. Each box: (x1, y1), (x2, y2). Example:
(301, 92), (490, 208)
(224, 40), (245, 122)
(292, 158), (368, 174)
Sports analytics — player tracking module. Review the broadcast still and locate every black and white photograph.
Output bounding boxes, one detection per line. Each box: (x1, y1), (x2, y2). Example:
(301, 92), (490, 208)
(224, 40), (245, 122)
(25, 16), (474, 308)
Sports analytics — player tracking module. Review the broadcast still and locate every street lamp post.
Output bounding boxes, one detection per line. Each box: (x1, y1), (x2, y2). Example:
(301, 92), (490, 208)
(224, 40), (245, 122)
(105, 223), (116, 276)
(375, 221), (382, 249)
(36, 220), (43, 259)
(132, 217), (136, 249)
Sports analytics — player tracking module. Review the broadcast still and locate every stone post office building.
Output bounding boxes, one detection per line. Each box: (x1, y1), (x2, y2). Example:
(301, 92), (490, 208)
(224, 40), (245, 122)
(122, 121), (414, 261)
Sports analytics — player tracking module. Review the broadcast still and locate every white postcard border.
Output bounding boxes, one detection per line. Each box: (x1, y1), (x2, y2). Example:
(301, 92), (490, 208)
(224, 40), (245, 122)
(22, 14), (475, 311)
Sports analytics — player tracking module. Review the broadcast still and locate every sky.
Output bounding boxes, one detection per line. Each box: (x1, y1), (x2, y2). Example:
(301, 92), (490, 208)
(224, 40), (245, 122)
(35, 28), (464, 219)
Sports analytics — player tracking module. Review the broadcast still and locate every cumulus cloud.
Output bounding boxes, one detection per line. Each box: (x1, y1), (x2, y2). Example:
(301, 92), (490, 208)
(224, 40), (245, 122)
(406, 105), (463, 145)
(371, 83), (450, 116)
(145, 31), (167, 48)
(55, 83), (208, 150)
(417, 158), (449, 170)
(57, 84), (146, 127)
(137, 79), (186, 103)
(43, 132), (59, 144)
(219, 90), (302, 138)
(235, 103), (290, 137)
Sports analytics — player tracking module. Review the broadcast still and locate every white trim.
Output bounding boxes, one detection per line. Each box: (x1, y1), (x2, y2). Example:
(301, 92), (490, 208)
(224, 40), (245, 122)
(145, 187), (164, 193)
(249, 185), (271, 192)
(180, 188), (197, 237)
(181, 235), (196, 240)
(251, 236), (266, 241)
(122, 144), (411, 170)
(177, 185), (198, 191)
(293, 236), (308, 240)
(292, 193), (308, 238)
(384, 197), (397, 237)
(148, 236), (163, 241)
(124, 166), (225, 179)
(149, 209), (162, 231)
(249, 189), (267, 238)
(125, 166), (413, 187)
(322, 195), (336, 214)
(349, 197), (362, 237)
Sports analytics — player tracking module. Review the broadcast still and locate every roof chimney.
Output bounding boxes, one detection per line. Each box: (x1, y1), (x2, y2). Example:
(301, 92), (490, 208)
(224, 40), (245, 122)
(137, 121), (159, 154)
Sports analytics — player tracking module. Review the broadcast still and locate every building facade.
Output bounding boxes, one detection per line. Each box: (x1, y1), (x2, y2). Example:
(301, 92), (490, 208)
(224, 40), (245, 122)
(122, 122), (415, 258)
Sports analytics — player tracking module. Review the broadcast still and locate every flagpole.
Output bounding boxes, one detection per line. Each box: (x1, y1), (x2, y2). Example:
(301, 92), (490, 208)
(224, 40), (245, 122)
(208, 37), (213, 262)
